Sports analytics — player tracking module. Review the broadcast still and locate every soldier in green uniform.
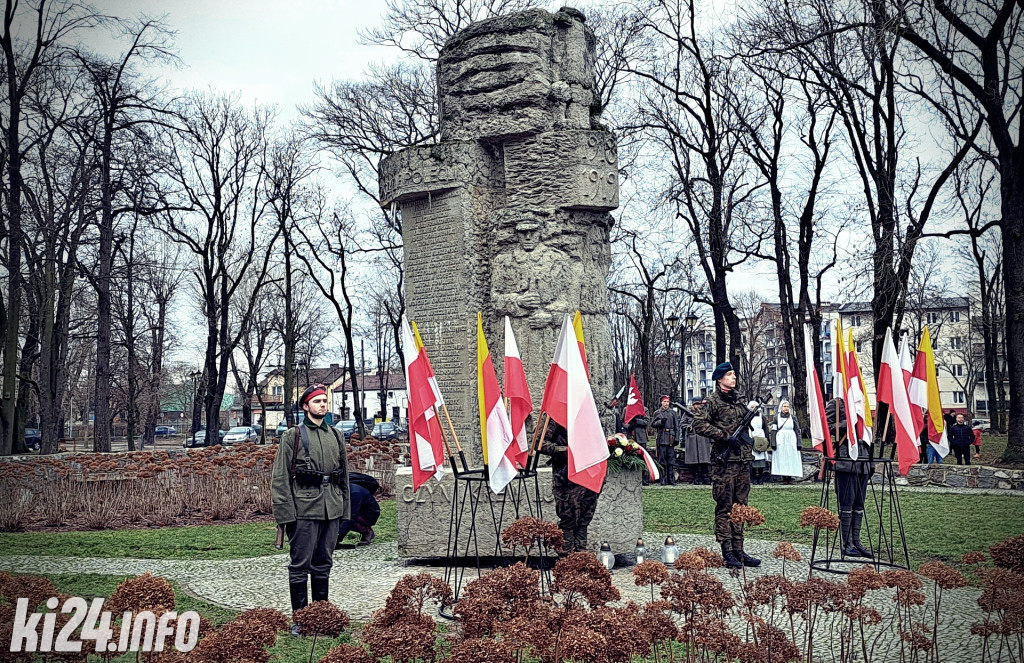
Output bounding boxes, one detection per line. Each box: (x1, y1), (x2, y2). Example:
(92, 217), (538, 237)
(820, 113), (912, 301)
(692, 362), (761, 569)
(540, 421), (600, 554)
(272, 385), (351, 631)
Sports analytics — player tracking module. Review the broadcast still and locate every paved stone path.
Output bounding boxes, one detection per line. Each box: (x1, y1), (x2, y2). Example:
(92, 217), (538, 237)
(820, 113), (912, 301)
(0, 531), (988, 661)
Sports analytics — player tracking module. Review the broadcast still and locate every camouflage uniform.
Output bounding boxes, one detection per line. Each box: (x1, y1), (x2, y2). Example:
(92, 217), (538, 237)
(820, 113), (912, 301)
(540, 422), (599, 553)
(692, 385), (752, 549)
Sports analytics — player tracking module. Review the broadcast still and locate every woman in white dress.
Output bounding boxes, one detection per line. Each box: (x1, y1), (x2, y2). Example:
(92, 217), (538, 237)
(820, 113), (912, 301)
(770, 400), (803, 479)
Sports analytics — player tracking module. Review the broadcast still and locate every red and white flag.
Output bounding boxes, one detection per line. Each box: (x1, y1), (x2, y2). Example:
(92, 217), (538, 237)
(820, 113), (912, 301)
(879, 327), (920, 475)
(910, 327), (949, 458)
(540, 314), (609, 492)
(503, 316), (531, 470)
(402, 316), (445, 492)
(803, 325), (833, 456)
(623, 374), (646, 425)
(899, 332), (923, 438)
(478, 314), (517, 493)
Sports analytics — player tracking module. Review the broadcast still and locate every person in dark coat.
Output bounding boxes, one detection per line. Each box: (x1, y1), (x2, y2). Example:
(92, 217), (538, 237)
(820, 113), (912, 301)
(825, 398), (873, 558)
(948, 413), (974, 465)
(682, 399), (712, 484)
(651, 395), (681, 485)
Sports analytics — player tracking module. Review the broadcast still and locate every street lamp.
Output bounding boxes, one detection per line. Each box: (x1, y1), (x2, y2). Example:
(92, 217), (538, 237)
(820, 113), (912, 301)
(667, 315), (680, 400)
(188, 370), (203, 437)
(668, 314), (700, 403)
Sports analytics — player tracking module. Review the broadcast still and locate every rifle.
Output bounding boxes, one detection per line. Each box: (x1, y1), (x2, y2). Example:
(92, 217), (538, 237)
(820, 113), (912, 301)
(275, 524), (284, 549)
(719, 393), (771, 464)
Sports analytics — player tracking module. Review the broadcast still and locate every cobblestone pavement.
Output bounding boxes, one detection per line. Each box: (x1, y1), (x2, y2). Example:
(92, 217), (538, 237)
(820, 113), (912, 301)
(0, 532), (988, 661)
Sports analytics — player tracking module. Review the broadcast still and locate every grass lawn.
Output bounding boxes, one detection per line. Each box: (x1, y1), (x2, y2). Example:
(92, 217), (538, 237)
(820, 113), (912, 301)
(0, 500), (396, 560)
(643, 485), (1024, 569)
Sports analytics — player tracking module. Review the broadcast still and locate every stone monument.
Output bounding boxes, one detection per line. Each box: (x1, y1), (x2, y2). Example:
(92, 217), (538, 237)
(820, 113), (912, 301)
(380, 7), (634, 555)
(380, 6), (618, 458)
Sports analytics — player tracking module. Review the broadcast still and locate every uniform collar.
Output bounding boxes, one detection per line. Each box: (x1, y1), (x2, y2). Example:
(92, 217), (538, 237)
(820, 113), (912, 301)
(303, 417), (331, 432)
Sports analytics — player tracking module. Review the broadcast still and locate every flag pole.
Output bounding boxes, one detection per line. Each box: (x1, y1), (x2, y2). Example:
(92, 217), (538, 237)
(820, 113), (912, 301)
(876, 410), (892, 459)
(528, 412), (551, 473)
(439, 402), (469, 472)
(432, 404), (461, 476)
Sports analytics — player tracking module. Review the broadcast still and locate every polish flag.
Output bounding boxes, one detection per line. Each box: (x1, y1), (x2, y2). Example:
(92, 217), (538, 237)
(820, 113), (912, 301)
(804, 325), (833, 457)
(910, 327), (949, 458)
(879, 328), (920, 475)
(834, 318), (858, 460)
(899, 332), (923, 437)
(541, 314), (609, 492)
(846, 330), (873, 448)
(478, 314), (517, 493)
(401, 316), (445, 491)
(503, 316), (531, 469)
(623, 374), (646, 425)
(572, 311), (589, 377)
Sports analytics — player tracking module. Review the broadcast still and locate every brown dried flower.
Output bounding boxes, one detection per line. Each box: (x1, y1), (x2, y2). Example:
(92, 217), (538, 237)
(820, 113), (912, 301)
(501, 516), (564, 552)
(361, 611), (437, 663)
(553, 552), (620, 608)
(799, 506), (839, 531)
(447, 637), (517, 663)
(990, 535), (1024, 573)
(847, 565), (887, 596)
(633, 560), (670, 587)
(235, 608), (288, 633)
(962, 551), (988, 565)
(918, 561), (968, 590)
(674, 553), (707, 572)
(772, 541), (802, 562)
(293, 600), (350, 637)
(729, 504), (766, 527)
(846, 605), (883, 625)
(106, 573), (175, 615)
(691, 546), (725, 568)
(882, 570), (923, 590)
(453, 563), (544, 638)
(316, 643), (374, 663)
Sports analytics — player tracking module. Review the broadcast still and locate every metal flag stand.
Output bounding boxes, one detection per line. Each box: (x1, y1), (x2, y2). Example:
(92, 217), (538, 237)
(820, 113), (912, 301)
(437, 417), (550, 620)
(810, 448), (911, 576)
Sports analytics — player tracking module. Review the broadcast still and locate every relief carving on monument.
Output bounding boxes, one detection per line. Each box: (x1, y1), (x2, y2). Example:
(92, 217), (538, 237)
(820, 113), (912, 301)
(380, 7), (619, 464)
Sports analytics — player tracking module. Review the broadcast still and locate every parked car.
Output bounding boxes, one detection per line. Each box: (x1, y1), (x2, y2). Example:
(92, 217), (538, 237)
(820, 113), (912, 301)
(223, 426), (259, 445)
(25, 428), (41, 451)
(371, 421), (405, 441)
(334, 420), (366, 441)
(972, 419), (991, 431)
(154, 425), (177, 436)
(184, 427), (226, 448)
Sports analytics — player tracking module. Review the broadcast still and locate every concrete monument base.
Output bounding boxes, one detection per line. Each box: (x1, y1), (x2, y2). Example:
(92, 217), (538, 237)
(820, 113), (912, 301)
(396, 466), (642, 558)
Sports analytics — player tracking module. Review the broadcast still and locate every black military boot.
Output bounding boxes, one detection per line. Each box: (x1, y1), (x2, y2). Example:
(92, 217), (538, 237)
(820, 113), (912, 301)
(721, 541), (742, 569)
(735, 539), (761, 567)
(311, 576), (329, 603)
(559, 527), (574, 555)
(839, 509), (862, 557)
(851, 510), (873, 558)
(289, 581), (308, 637)
(575, 527), (589, 553)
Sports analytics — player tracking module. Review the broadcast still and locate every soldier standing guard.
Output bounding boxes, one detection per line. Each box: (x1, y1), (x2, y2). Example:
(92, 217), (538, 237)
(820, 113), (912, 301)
(540, 421), (600, 553)
(692, 363), (761, 569)
(272, 384), (351, 634)
(651, 396), (680, 485)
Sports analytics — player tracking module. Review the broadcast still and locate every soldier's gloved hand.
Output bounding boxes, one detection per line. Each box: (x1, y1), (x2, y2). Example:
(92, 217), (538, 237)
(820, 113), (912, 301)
(726, 435), (742, 452)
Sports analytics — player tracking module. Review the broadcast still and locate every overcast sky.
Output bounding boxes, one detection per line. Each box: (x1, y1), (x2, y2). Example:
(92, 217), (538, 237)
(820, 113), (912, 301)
(85, 0), (392, 119)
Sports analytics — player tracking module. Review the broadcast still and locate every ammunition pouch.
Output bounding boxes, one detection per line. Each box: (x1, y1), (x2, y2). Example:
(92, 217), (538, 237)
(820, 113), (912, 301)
(294, 467), (326, 489)
(329, 468), (347, 488)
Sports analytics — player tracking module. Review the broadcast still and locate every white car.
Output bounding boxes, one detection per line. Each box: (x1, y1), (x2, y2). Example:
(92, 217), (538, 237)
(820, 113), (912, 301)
(222, 426), (258, 445)
(971, 419), (991, 431)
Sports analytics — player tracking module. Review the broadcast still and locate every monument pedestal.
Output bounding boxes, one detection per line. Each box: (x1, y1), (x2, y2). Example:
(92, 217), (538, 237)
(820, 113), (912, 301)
(396, 466), (642, 557)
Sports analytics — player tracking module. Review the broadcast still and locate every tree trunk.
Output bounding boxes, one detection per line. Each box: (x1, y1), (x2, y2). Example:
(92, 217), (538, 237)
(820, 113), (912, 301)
(93, 132), (115, 453)
(1001, 182), (1024, 457)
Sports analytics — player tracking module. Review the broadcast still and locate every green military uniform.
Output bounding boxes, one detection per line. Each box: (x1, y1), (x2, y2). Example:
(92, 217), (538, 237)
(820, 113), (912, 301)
(540, 422), (600, 553)
(692, 379), (757, 567)
(271, 409), (350, 613)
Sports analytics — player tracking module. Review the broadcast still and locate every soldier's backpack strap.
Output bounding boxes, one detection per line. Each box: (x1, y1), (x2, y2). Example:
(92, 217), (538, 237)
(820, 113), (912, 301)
(288, 424), (312, 481)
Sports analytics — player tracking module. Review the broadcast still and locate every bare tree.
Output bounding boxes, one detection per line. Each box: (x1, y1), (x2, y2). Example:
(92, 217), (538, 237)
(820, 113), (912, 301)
(159, 92), (281, 439)
(0, 0), (102, 455)
(877, 0), (1024, 453)
(629, 0), (771, 367)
